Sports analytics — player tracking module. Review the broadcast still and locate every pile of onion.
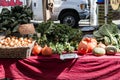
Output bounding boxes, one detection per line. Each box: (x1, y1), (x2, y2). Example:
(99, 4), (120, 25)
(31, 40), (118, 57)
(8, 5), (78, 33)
(0, 36), (33, 47)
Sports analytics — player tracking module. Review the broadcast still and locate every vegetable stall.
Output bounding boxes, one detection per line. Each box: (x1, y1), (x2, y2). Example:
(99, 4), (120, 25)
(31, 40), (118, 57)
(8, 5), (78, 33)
(0, 0), (120, 79)
(0, 1), (119, 58)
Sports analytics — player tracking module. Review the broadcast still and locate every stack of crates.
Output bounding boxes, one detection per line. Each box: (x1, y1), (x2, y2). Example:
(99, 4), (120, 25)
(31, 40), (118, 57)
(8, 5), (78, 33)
(97, 4), (113, 26)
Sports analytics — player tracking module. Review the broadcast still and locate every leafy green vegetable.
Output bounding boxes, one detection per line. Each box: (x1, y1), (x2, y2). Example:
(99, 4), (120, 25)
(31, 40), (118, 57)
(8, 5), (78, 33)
(35, 21), (82, 43)
(49, 42), (62, 54)
(93, 23), (120, 52)
(0, 5), (33, 35)
(33, 21), (82, 54)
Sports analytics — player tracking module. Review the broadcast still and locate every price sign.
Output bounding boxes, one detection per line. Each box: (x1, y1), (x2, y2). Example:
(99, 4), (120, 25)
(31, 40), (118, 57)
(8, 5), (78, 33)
(60, 53), (78, 60)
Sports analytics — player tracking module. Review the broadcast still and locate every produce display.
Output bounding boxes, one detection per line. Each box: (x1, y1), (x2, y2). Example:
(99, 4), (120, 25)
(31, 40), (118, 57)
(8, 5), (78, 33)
(0, 36), (35, 58)
(93, 23), (120, 51)
(32, 21), (82, 55)
(0, 5), (35, 58)
(0, 5), (119, 58)
(0, 36), (33, 47)
(92, 23), (120, 56)
(31, 22), (120, 57)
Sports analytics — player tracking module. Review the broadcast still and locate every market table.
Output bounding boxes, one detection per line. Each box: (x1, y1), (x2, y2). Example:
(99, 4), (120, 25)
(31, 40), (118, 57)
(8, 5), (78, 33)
(0, 54), (120, 80)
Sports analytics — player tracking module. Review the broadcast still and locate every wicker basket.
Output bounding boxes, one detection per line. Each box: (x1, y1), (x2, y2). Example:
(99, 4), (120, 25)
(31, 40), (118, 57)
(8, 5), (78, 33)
(18, 23), (36, 35)
(0, 41), (35, 58)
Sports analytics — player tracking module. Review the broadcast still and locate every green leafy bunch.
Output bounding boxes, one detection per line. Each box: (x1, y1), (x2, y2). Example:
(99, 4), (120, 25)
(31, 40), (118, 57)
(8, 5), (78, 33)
(0, 5), (33, 33)
(35, 21), (82, 44)
(93, 23), (120, 52)
(33, 21), (82, 54)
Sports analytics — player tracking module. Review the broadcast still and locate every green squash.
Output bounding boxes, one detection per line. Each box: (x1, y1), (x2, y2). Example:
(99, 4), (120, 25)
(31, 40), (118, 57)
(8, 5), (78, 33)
(93, 47), (106, 56)
(106, 45), (117, 55)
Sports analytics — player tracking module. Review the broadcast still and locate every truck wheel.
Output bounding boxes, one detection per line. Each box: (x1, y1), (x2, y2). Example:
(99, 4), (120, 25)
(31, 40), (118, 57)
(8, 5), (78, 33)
(60, 12), (79, 28)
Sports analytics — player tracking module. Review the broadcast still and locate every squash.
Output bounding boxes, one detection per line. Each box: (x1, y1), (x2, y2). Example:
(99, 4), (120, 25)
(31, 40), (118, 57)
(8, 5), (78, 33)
(32, 43), (42, 55)
(78, 37), (97, 55)
(93, 47), (106, 56)
(106, 45), (117, 55)
(97, 42), (106, 49)
(41, 45), (53, 56)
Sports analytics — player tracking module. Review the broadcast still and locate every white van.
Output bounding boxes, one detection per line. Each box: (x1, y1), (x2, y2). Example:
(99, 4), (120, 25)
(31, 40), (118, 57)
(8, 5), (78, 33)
(51, 0), (89, 27)
(32, 0), (89, 27)
(0, 0), (89, 27)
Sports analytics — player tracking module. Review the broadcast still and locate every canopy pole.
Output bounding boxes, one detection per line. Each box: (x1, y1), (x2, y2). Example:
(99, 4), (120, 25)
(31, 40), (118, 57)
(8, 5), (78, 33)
(42, 0), (47, 22)
(104, 0), (109, 24)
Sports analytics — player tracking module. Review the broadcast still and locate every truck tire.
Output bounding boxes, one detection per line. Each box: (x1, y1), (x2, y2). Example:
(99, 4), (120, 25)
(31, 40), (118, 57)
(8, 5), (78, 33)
(60, 12), (79, 28)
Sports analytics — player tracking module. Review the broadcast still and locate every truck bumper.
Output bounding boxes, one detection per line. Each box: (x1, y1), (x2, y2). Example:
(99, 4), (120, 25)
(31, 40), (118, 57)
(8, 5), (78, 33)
(79, 10), (90, 19)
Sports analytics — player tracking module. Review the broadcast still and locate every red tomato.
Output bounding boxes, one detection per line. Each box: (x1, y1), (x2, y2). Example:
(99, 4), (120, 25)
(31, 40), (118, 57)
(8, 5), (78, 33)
(32, 44), (42, 55)
(78, 37), (97, 55)
(87, 42), (97, 53)
(78, 40), (88, 55)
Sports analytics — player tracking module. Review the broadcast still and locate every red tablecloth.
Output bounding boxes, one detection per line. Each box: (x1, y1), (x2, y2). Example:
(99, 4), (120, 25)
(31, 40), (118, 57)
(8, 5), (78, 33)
(0, 54), (120, 80)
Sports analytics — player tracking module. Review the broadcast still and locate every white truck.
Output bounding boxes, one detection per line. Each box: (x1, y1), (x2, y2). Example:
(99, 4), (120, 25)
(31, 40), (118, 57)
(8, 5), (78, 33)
(51, 0), (89, 27)
(32, 0), (89, 27)
(0, 0), (89, 27)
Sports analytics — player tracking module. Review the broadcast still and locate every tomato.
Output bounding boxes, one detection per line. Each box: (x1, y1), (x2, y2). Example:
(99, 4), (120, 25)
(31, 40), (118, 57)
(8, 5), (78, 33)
(78, 40), (88, 55)
(78, 37), (97, 55)
(87, 42), (97, 53)
(41, 45), (52, 56)
(32, 44), (42, 55)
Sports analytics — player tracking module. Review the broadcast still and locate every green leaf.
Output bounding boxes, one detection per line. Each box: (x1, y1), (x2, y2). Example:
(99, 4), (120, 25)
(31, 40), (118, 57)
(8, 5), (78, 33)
(1, 8), (10, 15)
